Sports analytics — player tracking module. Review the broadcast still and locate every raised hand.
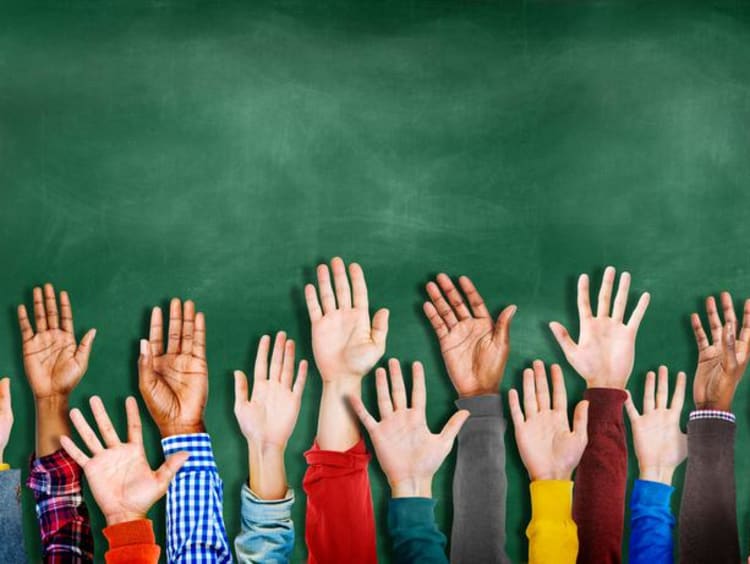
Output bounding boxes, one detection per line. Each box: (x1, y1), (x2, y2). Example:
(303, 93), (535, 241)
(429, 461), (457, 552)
(508, 361), (588, 481)
(0, 378), (12, 464)
(625, 367), (686, 485)
(423, 274), (516, 397)
(139, 298), (208, 438)
(234, 332), (307, 499)
(350, 359), (469, 498)
(690, 293), (750, 411)
(60, 396), (188, 526)
(17, 284), (96, 400)
(549, 267), (650, 389)
(304, 257), (389, 383)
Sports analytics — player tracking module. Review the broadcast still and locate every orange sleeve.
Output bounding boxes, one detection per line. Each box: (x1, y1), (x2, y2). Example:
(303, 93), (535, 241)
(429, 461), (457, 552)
(103, 519), (161, 564)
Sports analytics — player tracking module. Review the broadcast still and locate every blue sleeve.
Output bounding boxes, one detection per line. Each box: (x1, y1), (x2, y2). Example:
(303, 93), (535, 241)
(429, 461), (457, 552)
(0, 468), (28, 561)
(629, 479), (675, 564)
(162, 433), (233, 564)
(234, 484), (294, 564)
(388, 498), (448, 564)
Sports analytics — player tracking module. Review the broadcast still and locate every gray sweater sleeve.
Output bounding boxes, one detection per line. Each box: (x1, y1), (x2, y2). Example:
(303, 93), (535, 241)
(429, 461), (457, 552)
(678, 417), (739, 564)
(450, 394), (510, 564)
(0, 469), (29, 562)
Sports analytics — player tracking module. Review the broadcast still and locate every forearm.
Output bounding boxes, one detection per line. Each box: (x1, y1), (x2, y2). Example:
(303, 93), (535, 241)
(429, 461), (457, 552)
(316, 380), (361, 451)
(248, 442), (287, 501)
(629, 479), (675, 564)
(678, 415), (739, 564)
(526, 480), (578, 564)
(35, 395), (70, 457)
(573, 388), (627, 564)
(389, 498), (448, 564)
(450, 395), (509, 564)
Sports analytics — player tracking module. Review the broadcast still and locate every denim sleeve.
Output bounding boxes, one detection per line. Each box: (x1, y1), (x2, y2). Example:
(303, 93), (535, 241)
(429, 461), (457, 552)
(235, 484), (294, 564)
(629, 479), (675, 564)
(0, 468), (28, 561)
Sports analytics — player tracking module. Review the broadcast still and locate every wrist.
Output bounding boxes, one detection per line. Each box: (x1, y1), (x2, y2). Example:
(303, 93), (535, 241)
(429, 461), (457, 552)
(159, 421), (206, 438)
(35, 395), (70, 415)
(530, 468), (572, 481)
(390, 476), (433, 498)
(639, 465), (675, 485)
(105, 510), (147, 527)
(322, 377), (362, 395)
(247, 441), (287, 500)
(694, 402), (733, 412)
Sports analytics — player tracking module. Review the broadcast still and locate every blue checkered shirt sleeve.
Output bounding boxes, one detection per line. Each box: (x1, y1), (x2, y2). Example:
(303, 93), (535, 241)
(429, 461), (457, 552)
(162, 433), (233, 564)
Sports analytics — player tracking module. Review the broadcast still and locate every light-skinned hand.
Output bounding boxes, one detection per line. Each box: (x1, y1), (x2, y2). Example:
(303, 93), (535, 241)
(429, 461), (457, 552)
(138, 298), (208, 438)
(234, 332), (307, 500)
(304, 257), (389, 384)
(349, 359), (469, 498)
(423, 274), (516, 398)
(625, 366), (686, 485)
(0, 378), (12, 464)
(508, 361), (588, 481)
(690, 293), (750, 411)
(549, 267), (650, 389)
(60, 396), (189, 526)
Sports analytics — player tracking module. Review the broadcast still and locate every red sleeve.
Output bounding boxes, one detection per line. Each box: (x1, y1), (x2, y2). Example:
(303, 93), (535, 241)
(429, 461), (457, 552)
(103, 519), (161, 564)
(303, 437), (377, 564)
(572, 388), (627, 564)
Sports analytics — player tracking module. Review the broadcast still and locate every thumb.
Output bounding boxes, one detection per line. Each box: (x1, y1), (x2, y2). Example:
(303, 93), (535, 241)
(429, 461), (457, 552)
(74, 329), (97, 368)
(440, 409), (470, 445)
(138, 339), (157, 389)
(725, 321), (739, 373)
(155, 451), (190, 490)
(623, 391), (640, 424)
(549, 322), (576, 359)
(234, 370), (249, 410)
(572, 400), (589, 441)
(493, 305), (517, 344)
(371, 308), (389, 347)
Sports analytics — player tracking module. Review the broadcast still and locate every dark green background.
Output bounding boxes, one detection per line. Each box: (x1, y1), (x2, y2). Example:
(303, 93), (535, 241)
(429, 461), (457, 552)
(1, 1), (750, 561)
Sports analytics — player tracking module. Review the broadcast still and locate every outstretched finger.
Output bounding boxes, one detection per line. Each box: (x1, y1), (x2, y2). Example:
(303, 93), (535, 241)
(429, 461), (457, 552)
(74, 329), (97, 370)
(458, 276), (491, 318)
(304, 284), (323, 322)
(572, 400), (589, 439)
(60, 435), (90, 468)
(411, 361), (426, 412)
(423, 302), (449, 340)
(611, 272), (631, 322)
(149, 306), (164, 356)
(643, 371), (656, 413)
(269, 331), (287, 382)
(316, 263), (337, 314)
(60, 291), (75, 334)
(550, 364), (567, 412)
(89, 396), (121, 448)
(388, 359), (408, 411)
(234, 370), (250, 409)
(181, 300), (196, 355)
(624, 391), (640, 423)
(33, 287), (47, 333)
(596, 266), (616, 317)
(655, 366), (669, 409)
(280, 339), (296, 388)
(253, 335), (271, 385)
(167, 298), (182, 354)
(331, 257), (352, 309)
(69, 408), (104, 454)
(691, 313), (709, 351)
(706, 296), (723, 345)
(533, 360), (551, 411)
(549, 322), (576, 359)
(720, 292), (737, 337)
(436, 273), (471, 320)
(440, 409), (470, 445)
(739, 300), (750, 345)
(508, 389), (524, 426)
(670, 371), (686, 414)
(577, 274), (593, 319)
(155, 452), (190, 490)
(44, 284), (60, 330)
(349, 395), (378, 433)
(522, 368), (538, 417)
(426, 281), (459, 329)
(627, 292), (650, 331)
(292, 360), (308, 397)
(17, 305), (34, 342)
(349, 263), (370, 310)
(125, 396), (144, 445)
(493, 305), (517, 345)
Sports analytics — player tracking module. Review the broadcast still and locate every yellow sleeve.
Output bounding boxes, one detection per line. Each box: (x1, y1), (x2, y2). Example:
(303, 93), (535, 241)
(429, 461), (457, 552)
(526, 480), (578, 564)
(0, 463), (10, 471)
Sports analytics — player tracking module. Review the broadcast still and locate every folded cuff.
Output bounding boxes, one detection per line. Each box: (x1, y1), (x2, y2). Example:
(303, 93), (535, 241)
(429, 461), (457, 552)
(631, 479), (673, 508)
(241, 483), (294, 521)
(103, 519), (156, 548)
(530, 480), (574, 522)
(161, 433), (216, 473)
(304, 437), (371, 468)
(388, 497), (437, 529)
(26, 449), (82, 495)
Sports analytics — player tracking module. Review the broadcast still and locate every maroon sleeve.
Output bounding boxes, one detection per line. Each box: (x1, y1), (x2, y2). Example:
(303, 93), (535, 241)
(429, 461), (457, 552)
(303, 438), (377, 564)
(572, 388), (627, 564)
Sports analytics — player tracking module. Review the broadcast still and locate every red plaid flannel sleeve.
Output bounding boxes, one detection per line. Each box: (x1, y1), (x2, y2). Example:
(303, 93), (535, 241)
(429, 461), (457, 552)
(27, 449), (94, 563)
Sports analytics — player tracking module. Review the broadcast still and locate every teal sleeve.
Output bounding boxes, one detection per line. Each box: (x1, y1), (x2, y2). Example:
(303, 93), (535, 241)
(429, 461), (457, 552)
(388, 497), (448, 564)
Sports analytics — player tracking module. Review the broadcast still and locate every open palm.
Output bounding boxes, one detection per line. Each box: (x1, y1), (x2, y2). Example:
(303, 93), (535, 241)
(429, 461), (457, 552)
(139, 298), (208, 437)
(234, 332), (307, 448)
(550, 267), (650, 389)
(350, 360), (469, 495)
(60, 396), (188, 525)
(18, 285), (96, 399)
(423, 274), (516, 397)
(305, 258), (389, 382)
(509, 361), (588, 481)
(691, 293), (750, 411)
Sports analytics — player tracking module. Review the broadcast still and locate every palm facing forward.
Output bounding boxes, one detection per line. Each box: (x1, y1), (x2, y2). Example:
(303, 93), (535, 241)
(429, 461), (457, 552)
(139, 298), (208, 437)
(691, 293), (750, 411)
(18, 284), (96, 400)
(61, 396), (188, 525)
(350, 359), (469, 497)
(304, 258), (389, 381)
(509, 361), (588, 481)
(423, 274), (516, 397)
(549, 267), (650, 389)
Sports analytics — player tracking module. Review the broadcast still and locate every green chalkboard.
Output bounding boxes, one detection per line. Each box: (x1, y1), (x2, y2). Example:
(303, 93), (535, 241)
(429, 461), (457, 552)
(2, 0), (750, 561)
